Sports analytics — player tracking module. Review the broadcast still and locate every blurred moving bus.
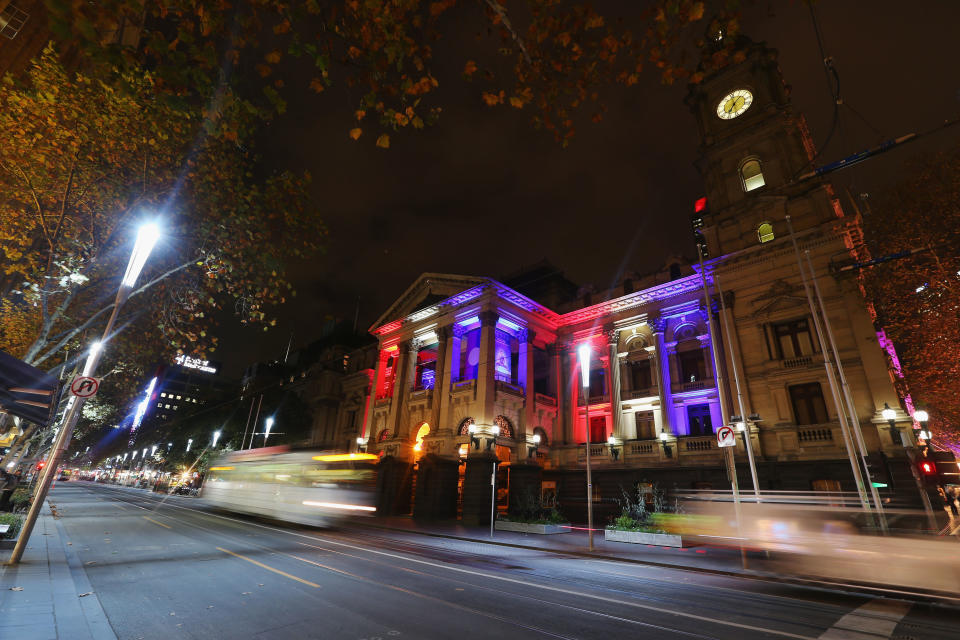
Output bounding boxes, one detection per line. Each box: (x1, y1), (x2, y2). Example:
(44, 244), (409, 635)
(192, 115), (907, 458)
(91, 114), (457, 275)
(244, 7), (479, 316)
(202, 448), (377, 527)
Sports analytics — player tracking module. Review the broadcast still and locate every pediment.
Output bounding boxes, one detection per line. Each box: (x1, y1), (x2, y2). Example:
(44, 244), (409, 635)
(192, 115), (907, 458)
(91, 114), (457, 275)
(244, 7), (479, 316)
(370, 273), (487, 332)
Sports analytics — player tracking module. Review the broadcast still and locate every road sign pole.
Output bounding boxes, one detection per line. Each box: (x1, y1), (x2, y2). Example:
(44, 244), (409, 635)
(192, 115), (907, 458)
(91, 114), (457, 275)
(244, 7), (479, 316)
(8, 299), (123, 565)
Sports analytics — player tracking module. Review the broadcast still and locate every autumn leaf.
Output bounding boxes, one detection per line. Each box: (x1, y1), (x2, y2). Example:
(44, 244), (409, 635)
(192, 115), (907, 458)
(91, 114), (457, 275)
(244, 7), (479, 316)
(481, 91), (504, 106)
(349, 128), (362, 140)
(264, 50), (282, 64)
(688, 2), (705, 22)
(354, 109), (366, 120)
(309, 78), (325, 93)
(463, 60), (478, 77)
(375, 133), (390, 148)
(509, 96), (525, 109)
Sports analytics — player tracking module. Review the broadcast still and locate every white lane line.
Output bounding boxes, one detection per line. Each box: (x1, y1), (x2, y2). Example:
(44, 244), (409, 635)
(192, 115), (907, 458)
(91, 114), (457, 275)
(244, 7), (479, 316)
(90, 485), (819, 639)
(817, 599), (912, 639)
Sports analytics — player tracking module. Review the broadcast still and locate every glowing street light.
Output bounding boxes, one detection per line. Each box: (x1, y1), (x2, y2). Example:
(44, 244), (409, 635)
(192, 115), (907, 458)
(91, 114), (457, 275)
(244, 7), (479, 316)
(82, 341), (102, 377)
(121, 222), (162, 289)
(577, 341), (595, 552)
(186, 438), (193, 453)
(264, 417), (275, 446)
(212, 430), (222, 448)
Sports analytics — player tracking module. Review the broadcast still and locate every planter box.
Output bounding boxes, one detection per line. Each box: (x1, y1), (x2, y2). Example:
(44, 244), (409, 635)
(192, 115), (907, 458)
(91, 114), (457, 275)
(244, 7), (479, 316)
(604, 528), (682, 547)
(495, 520), (570, 535)
(0, 533), (21, 550)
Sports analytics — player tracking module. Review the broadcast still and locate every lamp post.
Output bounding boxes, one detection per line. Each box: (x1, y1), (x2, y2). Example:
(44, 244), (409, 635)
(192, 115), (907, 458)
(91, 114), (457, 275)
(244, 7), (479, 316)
(528, 433), (541, 459)
(264, 417), (275, 447)
(212, 430), (222, 448)
(607, 435), (620, 462)
(914, 410), (930, 445)
(356, 437), (366, 453)
(11, 222), (160, 564)
(577, 342), (595, 552)
(882, 403), (902, 446)
(186, 438), (193, 453)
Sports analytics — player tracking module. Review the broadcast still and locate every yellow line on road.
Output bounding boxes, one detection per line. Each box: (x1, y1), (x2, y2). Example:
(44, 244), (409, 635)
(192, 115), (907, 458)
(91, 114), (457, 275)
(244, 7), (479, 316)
(216, 547), (321, 588)
(143, 516), (171, 529)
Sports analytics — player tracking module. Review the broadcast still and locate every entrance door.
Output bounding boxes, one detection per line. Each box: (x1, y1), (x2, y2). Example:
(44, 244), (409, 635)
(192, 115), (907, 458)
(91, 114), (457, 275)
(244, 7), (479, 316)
(589, 416), (606, 443)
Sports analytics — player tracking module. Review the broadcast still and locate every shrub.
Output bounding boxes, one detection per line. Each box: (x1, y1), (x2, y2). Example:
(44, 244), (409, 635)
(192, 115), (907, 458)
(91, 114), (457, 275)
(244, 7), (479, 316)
(0, 513), (24, 539)
(502, 486), (568, 524)
(608, 481), (680, 532)
(10, 488), (31, 510)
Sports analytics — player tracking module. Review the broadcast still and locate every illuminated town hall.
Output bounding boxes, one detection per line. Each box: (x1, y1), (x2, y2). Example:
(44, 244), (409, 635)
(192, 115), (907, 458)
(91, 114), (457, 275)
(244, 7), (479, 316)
(331, 40), (917, 524)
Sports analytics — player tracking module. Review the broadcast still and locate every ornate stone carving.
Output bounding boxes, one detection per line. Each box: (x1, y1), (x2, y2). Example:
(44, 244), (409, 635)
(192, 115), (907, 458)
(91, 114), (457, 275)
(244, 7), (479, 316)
(650, 317), (667, 334)
(517, 328), (535, 344)
(606, 328), (621, 345)
(452, 324), (467, 339)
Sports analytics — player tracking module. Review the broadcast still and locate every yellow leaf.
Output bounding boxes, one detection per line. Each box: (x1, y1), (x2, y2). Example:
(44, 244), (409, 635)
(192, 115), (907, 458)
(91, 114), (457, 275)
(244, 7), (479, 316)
(376, 134), (390, 149)
(509, 96), (525, 109)
(463, 60), (478, 76)
(689, 2), (705, 21)
(349, 128), (363, 140)
(265, 50), (282, 64)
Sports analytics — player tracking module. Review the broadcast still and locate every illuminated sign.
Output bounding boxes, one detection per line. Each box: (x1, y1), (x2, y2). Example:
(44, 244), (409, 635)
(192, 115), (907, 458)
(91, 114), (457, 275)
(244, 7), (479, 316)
(174, 355), (218, 374)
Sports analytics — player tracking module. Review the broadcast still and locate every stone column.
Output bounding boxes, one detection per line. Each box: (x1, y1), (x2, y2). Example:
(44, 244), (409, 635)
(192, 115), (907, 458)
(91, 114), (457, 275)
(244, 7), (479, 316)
(475, 311), (499, 426)
(461, 453), (499, 525)
(413, 453), (460, 520)
(361, 348), (389, 444)
(388, 339), (420, 440)
(606, 327), (622, 440)
(567, 345), (580, 443)
(651, 318), (673, 434)
(519, 328), (536, 445)
(429, 328), (449, 433)
(437, 326), (461, 433)
(548, 343), (567, 445)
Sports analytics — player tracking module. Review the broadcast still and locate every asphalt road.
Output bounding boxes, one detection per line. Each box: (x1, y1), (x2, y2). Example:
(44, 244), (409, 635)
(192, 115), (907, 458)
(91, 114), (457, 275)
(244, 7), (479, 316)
(43, 482), (958, 640)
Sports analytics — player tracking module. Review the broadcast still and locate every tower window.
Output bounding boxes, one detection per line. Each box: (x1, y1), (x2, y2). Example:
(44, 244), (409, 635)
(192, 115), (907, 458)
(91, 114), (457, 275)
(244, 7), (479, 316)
(757, 222), (775, 243)
(740, 158), (765, 192)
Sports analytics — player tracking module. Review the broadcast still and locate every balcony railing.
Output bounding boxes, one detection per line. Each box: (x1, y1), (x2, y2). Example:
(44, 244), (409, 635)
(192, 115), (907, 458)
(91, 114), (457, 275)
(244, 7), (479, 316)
(409, 388), (433, 402)
(798, 426), (834, 443)
(673, 379), (712, 394)
(628, 441), (656, 455)
(681, 436), (716, 452)
(374, 397), (391, 407)
(577, 445), (608, 460)
(578, 394), (609, 406)
(535, 393), (557, 407)
(451, 379), (475, 393)
(782, 355), (814, 369)
(495, 380), (524, 397)
(624, 387), (657, 400)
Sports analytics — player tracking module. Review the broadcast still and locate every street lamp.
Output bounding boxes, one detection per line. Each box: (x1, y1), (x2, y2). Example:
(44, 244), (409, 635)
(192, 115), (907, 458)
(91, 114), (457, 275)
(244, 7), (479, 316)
(468, 423), (481, 450)
(659, 430), (672, 458)
(356, 436), (366, 453)
(607, 435), (620, 462)
(882, 403), (902, 445)
(212, 430), (221, 448)
(264, 417), (274, 447)
(577, 342), (595, 552)
(487, 424), (500, 451)
(528, 433), (541, 459)
(186, 438), (193, 453)
(12, 220), (162, 564)
(913, 410), (931, 443)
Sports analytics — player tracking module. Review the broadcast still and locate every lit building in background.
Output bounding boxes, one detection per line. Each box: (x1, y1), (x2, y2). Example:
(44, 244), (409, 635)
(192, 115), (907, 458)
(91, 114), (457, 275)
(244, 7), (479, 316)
(340, 38), (917, 525)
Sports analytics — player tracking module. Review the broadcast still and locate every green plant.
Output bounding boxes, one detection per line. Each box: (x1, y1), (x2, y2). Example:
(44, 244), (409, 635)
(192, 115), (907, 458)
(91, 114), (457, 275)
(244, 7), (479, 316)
(501, 486), (568, 524)
(609, 481), (677, 532)
(0, 513), (24, 539)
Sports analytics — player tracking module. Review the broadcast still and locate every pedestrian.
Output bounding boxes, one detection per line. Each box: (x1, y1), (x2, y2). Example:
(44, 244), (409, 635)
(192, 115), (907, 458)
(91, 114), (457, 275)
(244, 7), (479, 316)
(949, 487), (960, 518)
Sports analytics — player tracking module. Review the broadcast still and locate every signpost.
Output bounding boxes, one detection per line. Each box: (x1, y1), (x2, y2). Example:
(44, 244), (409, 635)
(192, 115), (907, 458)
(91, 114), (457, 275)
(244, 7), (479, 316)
(717, 425), (736, 448)
(69, 376), (100, 399)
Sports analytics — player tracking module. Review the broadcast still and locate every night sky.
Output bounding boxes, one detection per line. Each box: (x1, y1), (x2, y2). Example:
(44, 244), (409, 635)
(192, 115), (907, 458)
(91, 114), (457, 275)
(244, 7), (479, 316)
(219, 1), (960, 375)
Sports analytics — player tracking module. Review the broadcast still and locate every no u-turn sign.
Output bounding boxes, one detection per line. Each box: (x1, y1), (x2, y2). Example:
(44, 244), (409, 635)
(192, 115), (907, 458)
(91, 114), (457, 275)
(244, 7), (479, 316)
(69, 376), (100, 399)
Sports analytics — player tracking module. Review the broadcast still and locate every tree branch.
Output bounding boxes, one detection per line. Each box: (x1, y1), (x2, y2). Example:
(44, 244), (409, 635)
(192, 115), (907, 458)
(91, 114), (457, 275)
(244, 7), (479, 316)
(483, 0), (532, 65)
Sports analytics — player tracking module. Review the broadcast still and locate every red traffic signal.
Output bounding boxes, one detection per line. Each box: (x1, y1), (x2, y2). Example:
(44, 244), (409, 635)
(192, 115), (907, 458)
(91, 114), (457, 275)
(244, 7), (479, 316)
(919, 460), (936, 475)
(36, 461), (46, 471)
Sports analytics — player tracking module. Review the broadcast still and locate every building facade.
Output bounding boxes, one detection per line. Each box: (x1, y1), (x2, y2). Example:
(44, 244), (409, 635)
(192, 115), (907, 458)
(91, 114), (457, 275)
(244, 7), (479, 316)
(345, 39), (919, 524)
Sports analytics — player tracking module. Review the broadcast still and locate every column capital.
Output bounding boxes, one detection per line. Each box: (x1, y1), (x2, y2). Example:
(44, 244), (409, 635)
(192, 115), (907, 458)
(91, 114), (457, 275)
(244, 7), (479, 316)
(452, 323), (467, 339)
(406, 339), (423, 354)
(650, 317), (667, 334)
(478, 310), (499, 327)
(546, 342), (563, 356)
(697, 305), (710, 323)
(606, 328), (620, 346)
(518, 328), (536, 344)
(438, 325), (453, 341)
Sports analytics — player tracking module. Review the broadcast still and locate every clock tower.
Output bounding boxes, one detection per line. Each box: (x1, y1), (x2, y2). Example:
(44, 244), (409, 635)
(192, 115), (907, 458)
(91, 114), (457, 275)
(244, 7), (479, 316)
(685, 38), (842, 256)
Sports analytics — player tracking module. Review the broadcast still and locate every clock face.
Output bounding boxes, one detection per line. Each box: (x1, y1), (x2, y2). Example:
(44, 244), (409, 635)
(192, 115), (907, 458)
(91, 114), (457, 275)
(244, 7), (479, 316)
(716, 89), (753, 120)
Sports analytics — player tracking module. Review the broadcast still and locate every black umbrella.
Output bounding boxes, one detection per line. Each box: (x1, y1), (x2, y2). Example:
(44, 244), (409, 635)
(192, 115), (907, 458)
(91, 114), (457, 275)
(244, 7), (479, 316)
(0, 350), (59, 427)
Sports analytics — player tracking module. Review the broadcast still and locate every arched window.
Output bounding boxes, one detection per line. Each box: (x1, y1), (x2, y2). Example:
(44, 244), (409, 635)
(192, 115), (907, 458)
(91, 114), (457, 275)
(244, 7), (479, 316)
(413, 423), (430, 457)
(456, 417), (475, 436)
(757, 222), (775, 243)
(740, 158), (765, 192)
(493, 415), (515, 439)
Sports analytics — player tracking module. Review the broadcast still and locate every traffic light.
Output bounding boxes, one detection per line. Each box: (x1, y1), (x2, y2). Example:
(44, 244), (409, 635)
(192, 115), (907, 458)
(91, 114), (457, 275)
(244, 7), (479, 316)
(917, 458), (940, 488)
(35, 460), (46, 471)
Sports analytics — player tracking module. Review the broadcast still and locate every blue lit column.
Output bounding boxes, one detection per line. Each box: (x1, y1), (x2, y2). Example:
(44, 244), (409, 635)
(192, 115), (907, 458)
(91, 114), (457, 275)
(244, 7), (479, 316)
(437, 325), (461, 433)
(475, 311), (499, 426)
(519, 328), (535, 444)
(651, 318), (673, 435)
(430, 326), (449, 434)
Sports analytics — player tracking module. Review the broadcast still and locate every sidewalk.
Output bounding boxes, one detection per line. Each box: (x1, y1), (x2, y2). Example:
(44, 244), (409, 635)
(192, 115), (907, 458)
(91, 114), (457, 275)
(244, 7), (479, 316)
(359, 516), (758, 576)
(0, 503), (115, 640)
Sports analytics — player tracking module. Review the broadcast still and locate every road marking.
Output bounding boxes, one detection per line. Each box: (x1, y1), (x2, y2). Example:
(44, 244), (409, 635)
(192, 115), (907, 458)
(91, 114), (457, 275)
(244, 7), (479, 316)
(817, 599), (911, 639)
(143, 516), (171, 529)
(92, 486), (819, 639)
(216, 547), (321, 588)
